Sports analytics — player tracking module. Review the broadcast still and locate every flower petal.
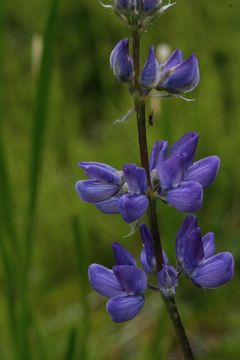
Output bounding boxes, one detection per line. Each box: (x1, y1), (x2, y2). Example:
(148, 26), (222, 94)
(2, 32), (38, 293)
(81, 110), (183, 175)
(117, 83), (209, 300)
(112, 242), (136, 266)
(164, 48), (184, 70)
(75, 180), (119, 203)
(79, 161), (117, 173)
(192, 252), (234, 289)
(161, 54), (200, 93)
(113, 265), (147, 295)
(176, 215), (198, 261)
(106, 294), (144, 322)
(115, 0), (131, 10)
(123, 164), (147, 194)
(202, 232), (215, 259)
(140, 224), (168, 272)
(140, 47), (160, 88)
(80, 161), (122, 185)
(140, 224), (155, 272)
(140, 249), (155, 273)
(88, 264), (123, 297)
(110, 39), (133, 82)
(170, 132), (199, 167)
(119, 194), (149, 223)
(95, 196), (120, 214)
(183, 227), (204, 273)
(150, 140), (168, 171)
(143, 0), (161, 12)
(158, 265), (178, 297)
(157, 154), (185, 190)
(166, 181), (203, 212)
(184, 156), (221, 188)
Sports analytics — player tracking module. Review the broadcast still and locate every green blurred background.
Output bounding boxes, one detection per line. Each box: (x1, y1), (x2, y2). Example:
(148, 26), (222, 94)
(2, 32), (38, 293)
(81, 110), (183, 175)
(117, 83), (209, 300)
(0, 0), (240, 359)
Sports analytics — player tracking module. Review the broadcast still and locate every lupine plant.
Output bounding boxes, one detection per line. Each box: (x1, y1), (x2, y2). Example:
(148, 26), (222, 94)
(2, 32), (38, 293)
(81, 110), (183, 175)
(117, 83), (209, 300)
(75, 1), (234, 358)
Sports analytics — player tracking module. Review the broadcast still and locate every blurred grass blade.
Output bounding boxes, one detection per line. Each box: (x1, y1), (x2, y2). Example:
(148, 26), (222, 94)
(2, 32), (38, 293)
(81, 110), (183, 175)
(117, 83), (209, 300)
(72, 215), (90, 359)
(30, 310), (48, 360)
(150, 307), (169, 360)
(0, 0), (17, 252)
(64, 327), (78, 360)
(0, 0), (19, 353)
(0, 224), (18, 353)
(19, 1), (61, 359)
(26, 0), (60, 261)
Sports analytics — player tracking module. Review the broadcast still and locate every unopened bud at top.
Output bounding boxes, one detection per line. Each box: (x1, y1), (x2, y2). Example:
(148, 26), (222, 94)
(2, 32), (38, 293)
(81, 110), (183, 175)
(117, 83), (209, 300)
(110, 39), (134, 82)
(100, 0), (175, 28)
(113, 0), (162, 13)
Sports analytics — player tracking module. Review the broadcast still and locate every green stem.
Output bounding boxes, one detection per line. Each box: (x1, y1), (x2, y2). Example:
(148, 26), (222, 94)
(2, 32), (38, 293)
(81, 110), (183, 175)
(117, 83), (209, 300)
(131, 27), (195, 360)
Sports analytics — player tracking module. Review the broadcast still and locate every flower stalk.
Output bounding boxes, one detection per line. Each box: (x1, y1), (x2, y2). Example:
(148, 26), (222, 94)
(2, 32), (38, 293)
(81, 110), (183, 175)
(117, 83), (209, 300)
(131, 25), (195, 360)
(162, 295), (195, 360)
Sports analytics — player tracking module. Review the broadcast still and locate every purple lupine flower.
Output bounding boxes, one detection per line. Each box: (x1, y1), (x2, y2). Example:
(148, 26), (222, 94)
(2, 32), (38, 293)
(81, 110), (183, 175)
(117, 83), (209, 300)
(112, 0), (174, 15)
(88, 242), (147, 322)
(110, 39), (133, 82)
(140, 224), (178, 295)
(176, 216), (234, 288)
(76, 162), (149, 224)
(150, 132), (220, 212)
(140, 47), (200, 94)
(76, 161), (123, 204)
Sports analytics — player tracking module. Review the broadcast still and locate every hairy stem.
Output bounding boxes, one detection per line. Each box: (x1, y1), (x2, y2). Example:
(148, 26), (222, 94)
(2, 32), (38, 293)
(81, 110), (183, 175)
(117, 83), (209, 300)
(131, 27), (195, 360)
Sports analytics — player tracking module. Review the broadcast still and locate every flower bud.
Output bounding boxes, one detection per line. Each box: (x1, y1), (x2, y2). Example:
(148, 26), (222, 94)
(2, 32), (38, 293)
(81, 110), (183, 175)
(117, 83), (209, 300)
(110, 39), (133, 82)
(143, 0), (162, 13)
(140, 47), (200, 94)
(108, 0), (175, 28)
(158, 265), (178, 296)
(140, 46), (160, 88)
(113, 0), (136, 13)
(112, 0), (172, 15)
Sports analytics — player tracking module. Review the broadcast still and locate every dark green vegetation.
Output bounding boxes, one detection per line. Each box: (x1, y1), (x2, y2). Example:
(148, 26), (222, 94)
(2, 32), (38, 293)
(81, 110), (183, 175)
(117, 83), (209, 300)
(0, 0), (240, 359)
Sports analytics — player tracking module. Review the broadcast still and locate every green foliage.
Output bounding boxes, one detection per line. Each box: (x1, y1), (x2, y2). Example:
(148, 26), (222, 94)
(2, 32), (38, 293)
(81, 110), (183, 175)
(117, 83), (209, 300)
(0, 0), (240, 359)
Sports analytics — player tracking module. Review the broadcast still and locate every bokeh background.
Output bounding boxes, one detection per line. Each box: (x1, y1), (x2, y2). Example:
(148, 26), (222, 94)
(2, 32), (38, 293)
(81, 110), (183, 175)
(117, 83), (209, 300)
(1, 0), (240, 359)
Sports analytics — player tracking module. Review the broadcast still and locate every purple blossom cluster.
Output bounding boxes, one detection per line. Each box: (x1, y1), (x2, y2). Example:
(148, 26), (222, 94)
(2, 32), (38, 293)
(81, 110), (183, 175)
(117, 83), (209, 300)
(88, 217), (234, 322)
(76, 132), (220, 222)
(76, 162), (148, 223)
(75, 131), (233, 324)
(141, 47), (199, 94)
(110, 39), (199, 96)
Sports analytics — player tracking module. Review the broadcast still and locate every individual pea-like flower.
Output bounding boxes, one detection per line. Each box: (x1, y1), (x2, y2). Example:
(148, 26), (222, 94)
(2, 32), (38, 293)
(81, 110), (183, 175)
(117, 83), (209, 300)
(75, 162), (149, 224)
(88, 242), (147, 322)
(140, 47), (200, 94)
(140, 224), (178, 295)
(176, 216), (234, 288)
(150, 131), (220, 212)
(110, 39), (133, 82)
